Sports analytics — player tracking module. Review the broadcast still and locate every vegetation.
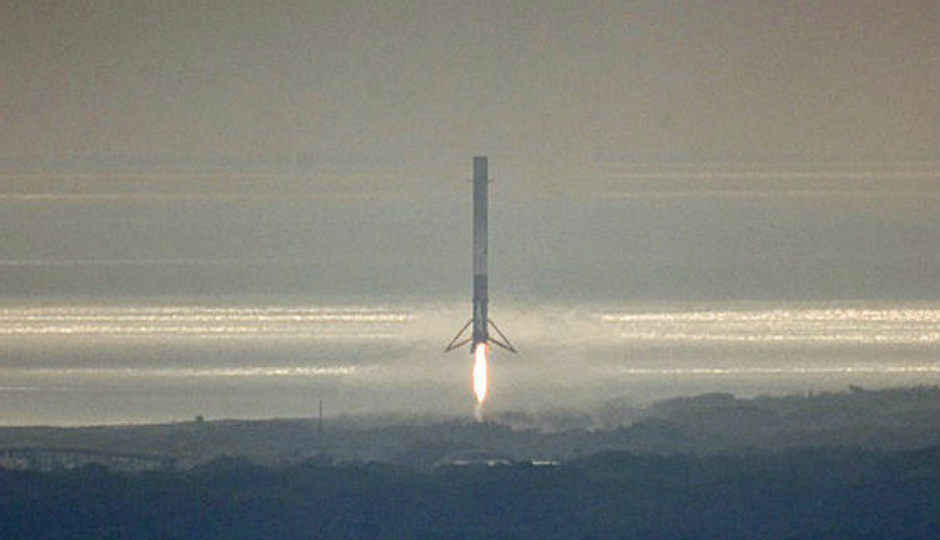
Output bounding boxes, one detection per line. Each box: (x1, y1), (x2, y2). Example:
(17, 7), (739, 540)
(1, 446), (937, 539)
(2, 386), (939, 538)
(2, 386), (939, 468)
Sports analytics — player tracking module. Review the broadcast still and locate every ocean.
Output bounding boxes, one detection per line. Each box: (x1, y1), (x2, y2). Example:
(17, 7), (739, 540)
(2, 299), (939, 425)
(3, 169), (939, 425)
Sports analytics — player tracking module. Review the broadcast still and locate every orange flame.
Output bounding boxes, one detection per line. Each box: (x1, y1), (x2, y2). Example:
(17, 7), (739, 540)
(472, 343), (488, 405)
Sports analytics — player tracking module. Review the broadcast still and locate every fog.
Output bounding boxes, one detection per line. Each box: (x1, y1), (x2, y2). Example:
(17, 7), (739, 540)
(1, 2), (939, 426)
(1, 181), (938, 302)
(2, 1), (937, 168)
(2, 1), (938, 301)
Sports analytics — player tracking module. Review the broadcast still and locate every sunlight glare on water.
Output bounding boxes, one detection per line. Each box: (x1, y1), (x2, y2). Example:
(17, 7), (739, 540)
(2, 301), (940, 424)
(598, 307), (940, 345)
(0, 305), (413, 339)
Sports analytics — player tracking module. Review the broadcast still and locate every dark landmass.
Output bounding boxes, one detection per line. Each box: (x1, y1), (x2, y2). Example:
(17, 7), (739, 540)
(1, 446), (937, 539)
(3, 386), (939, 469)
(2, 386), (939, 539)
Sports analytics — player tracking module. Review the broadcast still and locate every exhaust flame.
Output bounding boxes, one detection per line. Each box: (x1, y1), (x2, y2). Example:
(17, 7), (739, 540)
(472, 343), (488, 420)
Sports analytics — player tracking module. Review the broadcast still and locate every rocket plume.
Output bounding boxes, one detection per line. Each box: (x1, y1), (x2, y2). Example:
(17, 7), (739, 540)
(473, 343), (487, 420)
(473, 343), (487, 403)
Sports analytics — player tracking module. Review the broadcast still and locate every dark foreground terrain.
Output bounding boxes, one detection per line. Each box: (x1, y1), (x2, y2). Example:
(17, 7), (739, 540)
(4, 386), (940, 468)
(2, 386), (939, 539)
(2, 446), (938, 539)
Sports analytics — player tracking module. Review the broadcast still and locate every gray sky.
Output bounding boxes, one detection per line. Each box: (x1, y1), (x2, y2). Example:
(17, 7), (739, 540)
(2, 1), (937, 174)
(1, 1), (939, 302)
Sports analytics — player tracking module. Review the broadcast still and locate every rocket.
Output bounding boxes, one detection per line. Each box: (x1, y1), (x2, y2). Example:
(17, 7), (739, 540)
(445, 156), (517, 354)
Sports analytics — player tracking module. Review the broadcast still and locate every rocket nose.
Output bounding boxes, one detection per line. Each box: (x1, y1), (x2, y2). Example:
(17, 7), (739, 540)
(473, 156), (487, 178)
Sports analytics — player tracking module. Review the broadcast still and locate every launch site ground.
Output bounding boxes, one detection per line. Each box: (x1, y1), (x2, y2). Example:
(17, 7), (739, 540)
(4, 386), (939, 539)
(2, 386), (938, 471)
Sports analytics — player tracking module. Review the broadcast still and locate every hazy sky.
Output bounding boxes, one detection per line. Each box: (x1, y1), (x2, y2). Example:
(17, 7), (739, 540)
(2, 1), (939, 302)
(3, 3), (940, 429)
(2, 1), (937, 172)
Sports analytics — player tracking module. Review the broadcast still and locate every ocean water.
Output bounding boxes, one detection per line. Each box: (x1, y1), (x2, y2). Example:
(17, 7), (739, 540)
(2, 300), (939, 425)
(3, 169), (939, 425)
